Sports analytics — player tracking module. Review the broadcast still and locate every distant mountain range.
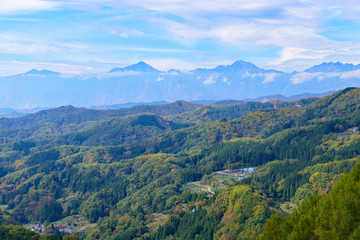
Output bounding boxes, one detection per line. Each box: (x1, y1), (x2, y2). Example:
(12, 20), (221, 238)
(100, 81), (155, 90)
(0, 91), (334, 118)
(304, 62), (360, 73)
(0, 60), (359, 109)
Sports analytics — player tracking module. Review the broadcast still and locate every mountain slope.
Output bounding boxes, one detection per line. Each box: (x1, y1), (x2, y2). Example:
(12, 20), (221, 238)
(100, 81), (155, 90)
(259, 161), (360, 240)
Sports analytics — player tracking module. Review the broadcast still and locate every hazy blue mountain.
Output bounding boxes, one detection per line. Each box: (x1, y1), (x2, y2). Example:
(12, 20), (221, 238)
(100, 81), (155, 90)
(109, 61), (160, 73)
(209, 91), (334, 105)
(24, 69), (61, 76)
(91, 101), (169, 110)
(192, 60), (267, 74)
(243, 91), (335, 102)
(0, 108), (24, 118)
(305, 62), (360, 73)
(0, 107), (49, 118)
(191, 100), (219, 104)
(0, 60), (359, 109)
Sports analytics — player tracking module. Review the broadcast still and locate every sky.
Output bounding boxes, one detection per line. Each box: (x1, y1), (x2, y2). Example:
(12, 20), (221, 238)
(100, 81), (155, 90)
(1, 0), (360, 75)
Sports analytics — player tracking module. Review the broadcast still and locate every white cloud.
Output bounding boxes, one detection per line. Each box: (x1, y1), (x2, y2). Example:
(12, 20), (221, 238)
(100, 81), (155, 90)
(0, 17), (41, 21)
(112, 46), (191, 53)
(144, 58), (199, 71)
(269, 45), (360, 72)
(24, 73), (47, 78)
(242, 72), (278, 83)
(120, 0), (296, 18)
(0, 41), (89, 55)
(0, 42), (55, 54)
(2, 0), (360, 73)
(160, 70), (179, 76)
(290, 72), (341, 84)
(272, 47), (332, 66)
(0, 0), (58, 14)
(0, 60), (98, 76)
(262, 73), (278, 84)
(156, 76), (165, 81)
(53, 0), (329, 49)
(126, 1), (360, 71)
(290, 72), (319, 84)
(317, 75), (325, 81)
(341, 70), (360, 79)
(203, 74), (218, 85)
(104, 27), (145, 38)
(96, 71), (141, 79)
(160, 18), (329, 49)
(283, 5), (324, 20)
(167, 70), (179, 75)
(319, 0), (360, 21)
(75, 71), (142, 81)
(242, 72), (251, 78)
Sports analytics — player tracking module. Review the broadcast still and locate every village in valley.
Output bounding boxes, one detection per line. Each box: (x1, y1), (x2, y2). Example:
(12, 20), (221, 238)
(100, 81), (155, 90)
(184, 167), (256, 195)
(216, 167), (255, 180)
(30, 223), (75, 235)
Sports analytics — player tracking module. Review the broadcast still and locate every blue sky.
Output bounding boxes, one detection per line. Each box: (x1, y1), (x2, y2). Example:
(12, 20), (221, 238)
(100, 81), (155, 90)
(0, 0), (360, 75)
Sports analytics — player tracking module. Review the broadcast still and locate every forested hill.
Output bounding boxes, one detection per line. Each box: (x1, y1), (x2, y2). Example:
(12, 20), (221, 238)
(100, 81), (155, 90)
(0, 97), (316, 145)
(0, 88), (359, 239)
(166, 97), (316, 124)
(259, 161), (360, 240)
(0, 100), (199, 130)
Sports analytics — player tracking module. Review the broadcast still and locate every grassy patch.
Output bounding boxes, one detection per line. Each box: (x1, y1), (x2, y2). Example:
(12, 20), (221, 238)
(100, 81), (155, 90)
(51, 215), (95, 233)
(147, 213), (169, 232)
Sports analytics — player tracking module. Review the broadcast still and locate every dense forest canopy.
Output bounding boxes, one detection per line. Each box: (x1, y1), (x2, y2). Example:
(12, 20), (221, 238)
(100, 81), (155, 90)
(0, 88), (359, 239)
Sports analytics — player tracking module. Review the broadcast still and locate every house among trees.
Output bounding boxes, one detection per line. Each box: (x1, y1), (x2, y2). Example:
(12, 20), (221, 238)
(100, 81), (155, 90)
(55, 224), (73, 235)
(30, 224), (45, 234)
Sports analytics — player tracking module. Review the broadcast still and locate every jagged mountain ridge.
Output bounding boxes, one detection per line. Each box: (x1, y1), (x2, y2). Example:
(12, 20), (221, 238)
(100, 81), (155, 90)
(304, 62), (360, 73)
(0, 60), (359, 109)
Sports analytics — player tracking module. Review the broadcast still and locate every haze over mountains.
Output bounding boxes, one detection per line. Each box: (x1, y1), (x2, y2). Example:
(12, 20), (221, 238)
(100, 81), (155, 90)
(1, 60), (359, 109)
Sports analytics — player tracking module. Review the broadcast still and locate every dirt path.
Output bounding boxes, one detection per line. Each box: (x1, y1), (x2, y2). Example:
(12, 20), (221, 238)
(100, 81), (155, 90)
(192, 182), (215, 195)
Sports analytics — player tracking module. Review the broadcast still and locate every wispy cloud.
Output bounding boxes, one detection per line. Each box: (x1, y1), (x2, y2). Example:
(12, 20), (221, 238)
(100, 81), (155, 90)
(0, 0), (59, 14)
(110, 46), (192, 53)
(323, 0), (360, 21)
(1, 0), (360, 73)
(102, 26), (145, 38)
(0, 60), (97, 76)
(0, 42), (60, 54)
(203, 74), (218, 85)
(144, 58), (200, 71)
(0, 42), (89, 55)
(290, 72), (342, 84)
(120, 0), (295, 18)
(262, 73), (278, 84)
(341, 70), (360, 79)
(269, 45), (360, 72)
(0, 17), (42, 21)
(96, 71), (141, 79)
